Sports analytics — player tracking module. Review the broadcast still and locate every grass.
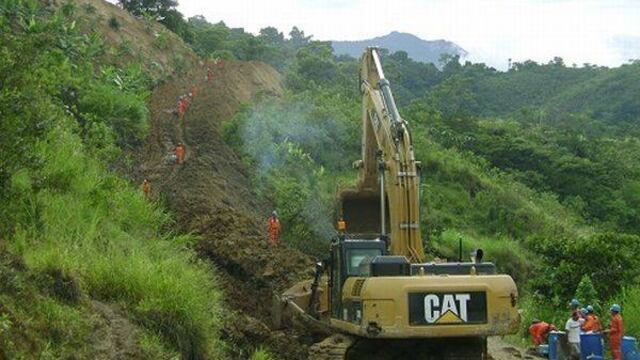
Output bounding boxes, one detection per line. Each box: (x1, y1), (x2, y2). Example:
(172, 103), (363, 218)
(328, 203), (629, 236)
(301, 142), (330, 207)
(251, 347), (277, 360)
(430, 229), (535, 285)
(6, 123), (225, 359)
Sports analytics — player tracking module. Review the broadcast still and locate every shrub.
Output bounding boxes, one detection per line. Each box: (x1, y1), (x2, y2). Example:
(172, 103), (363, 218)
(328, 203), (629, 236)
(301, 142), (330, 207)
(108, 16), (120, 30)
(251, 348), (277, 360)
(574, 275), (601, 314)
(528, 232), (640, 300)
(616, 287), (640, 338)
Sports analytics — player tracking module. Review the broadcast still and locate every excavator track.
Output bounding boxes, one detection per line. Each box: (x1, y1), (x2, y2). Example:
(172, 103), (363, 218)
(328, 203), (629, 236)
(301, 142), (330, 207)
(309, 335), (488, 360)
(347, 337), (488, 360)
(308, 334), (355, 360)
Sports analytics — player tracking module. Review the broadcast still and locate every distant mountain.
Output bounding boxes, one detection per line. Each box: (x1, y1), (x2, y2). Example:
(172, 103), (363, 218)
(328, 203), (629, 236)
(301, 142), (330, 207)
(331, 31), (467, 64)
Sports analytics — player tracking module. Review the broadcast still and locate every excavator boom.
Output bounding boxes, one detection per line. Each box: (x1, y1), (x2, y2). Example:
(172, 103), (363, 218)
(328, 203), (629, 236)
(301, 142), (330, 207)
(342, 47), (423, 262)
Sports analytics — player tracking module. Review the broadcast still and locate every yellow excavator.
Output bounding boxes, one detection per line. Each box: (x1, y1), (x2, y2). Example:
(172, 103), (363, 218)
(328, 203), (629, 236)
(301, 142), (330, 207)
(275, 47), (520, 360)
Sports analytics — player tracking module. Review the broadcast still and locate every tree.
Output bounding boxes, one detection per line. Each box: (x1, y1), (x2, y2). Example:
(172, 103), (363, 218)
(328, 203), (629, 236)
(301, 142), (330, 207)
(259, 27), (284, 45)
(118, 0), (178, 18)
(574, 275), (601, 314)
(192, 24), (229, 56)
(289, 26), (311, 49)
(118, 0), (193, 41)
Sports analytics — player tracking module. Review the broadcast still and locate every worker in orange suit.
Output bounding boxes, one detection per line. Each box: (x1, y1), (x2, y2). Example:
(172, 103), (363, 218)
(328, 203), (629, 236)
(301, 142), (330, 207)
(207, 68), (213, 83)
(142, 179), (151, 198)
(178, 96), (186, 119)
(606, 304), (624, 360)
(581, 305), (601, 332)
(528, 319), (556, 346)
(175, 143), (185, 165)
(267, 211), (281, 246)
(191, 85), (198, 98)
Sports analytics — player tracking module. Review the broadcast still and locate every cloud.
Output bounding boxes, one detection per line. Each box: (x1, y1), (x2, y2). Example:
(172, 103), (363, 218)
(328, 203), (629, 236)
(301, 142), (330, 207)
(609, 35), (640, 62)
(173, 0), (640, 69)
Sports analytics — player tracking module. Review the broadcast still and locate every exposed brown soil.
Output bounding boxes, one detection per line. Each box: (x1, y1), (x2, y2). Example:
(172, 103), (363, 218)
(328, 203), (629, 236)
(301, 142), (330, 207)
(135, 60), (315, 359)
(488, 337), (536, 360)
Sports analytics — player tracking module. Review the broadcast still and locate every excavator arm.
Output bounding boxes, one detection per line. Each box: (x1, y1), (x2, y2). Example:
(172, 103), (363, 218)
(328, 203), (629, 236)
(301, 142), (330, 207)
(343, 47), (424, 263)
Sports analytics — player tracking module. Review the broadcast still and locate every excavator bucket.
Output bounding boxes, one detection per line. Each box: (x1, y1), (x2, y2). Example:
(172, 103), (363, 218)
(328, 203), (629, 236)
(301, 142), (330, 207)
(338, 187), (387, 234)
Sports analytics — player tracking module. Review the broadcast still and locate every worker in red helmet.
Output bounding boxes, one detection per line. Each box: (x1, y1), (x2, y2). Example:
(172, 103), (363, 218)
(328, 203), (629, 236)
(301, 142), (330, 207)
(268, 211), (281, 246)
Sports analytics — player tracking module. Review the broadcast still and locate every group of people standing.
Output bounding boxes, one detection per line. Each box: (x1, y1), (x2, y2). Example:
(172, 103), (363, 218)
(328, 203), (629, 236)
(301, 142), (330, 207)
(529, 299), (625, 359)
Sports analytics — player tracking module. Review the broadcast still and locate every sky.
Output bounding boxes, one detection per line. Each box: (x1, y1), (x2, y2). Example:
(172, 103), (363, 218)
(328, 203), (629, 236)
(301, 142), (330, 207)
(174, 0), (640, 70)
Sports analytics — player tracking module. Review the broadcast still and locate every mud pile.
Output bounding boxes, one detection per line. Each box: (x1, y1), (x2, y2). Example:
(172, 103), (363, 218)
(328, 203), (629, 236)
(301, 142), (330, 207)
(136, 61), (315, 359)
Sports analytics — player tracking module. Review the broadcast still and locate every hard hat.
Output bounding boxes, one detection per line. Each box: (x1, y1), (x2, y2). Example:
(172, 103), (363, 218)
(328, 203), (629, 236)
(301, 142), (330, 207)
(570, 299), (580, 307)
(580, 308), (589, 316)
(272, 211), (278, 217)
(586, 305), (594, 313)
(610, 304), (621, 313)
(531, 319), (541, 324)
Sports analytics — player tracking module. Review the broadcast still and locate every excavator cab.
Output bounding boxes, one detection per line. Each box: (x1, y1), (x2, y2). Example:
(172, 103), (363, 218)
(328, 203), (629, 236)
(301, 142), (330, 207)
(328, 237), (386, 319)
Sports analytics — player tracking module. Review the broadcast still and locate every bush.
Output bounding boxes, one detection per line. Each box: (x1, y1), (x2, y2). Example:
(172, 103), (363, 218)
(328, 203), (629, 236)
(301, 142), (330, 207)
(528, 232), (640, 300)
(251, 348), (277, 360)
(108, 16), (120, 30)
(616, 287), (640, 338)
(574, 275), (601, 314)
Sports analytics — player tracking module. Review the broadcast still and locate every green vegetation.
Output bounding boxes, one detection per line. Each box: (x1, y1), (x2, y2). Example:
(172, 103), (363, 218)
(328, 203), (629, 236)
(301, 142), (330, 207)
(0, 1), (223, 358)
(251, 347), (277, 360)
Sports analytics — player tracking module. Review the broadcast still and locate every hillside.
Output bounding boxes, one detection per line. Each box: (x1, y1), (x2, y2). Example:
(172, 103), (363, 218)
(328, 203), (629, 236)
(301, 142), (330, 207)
(0, 1), (313, 359)
(4, 0), (640, 359)
(331, 31), (467, 64)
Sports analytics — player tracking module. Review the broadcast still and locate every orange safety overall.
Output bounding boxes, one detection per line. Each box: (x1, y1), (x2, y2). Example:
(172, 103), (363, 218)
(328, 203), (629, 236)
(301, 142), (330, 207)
(582, 314), (601, 332)
(529, 322), (552, 346)
(142, 180), (151, 197)
(268, 217), (281, 246)
(178, 100), (186, 118)
(175, 145), (185, 165)
(610, 313), (624, 360)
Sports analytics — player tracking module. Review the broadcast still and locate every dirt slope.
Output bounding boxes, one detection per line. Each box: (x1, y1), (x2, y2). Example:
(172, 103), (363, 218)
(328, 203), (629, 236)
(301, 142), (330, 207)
(136, 60), (315, 359)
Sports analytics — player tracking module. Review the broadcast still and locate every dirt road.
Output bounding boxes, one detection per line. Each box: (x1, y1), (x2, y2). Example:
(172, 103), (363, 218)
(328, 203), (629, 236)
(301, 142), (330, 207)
(489, 337), (536, 360)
